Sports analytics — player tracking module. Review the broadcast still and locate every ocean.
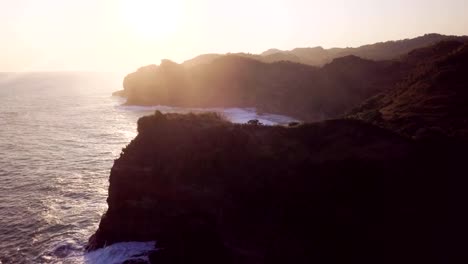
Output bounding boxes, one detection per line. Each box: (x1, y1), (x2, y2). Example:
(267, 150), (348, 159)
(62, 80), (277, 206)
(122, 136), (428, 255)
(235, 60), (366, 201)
(0, 72), (297, 263)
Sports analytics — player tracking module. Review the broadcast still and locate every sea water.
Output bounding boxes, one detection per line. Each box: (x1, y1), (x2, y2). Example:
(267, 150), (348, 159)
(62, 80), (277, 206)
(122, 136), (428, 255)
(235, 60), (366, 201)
(0, 72), (297, 263)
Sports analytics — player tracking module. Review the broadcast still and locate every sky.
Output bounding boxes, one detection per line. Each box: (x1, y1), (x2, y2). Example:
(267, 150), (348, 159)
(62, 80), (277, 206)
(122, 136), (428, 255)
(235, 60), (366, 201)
(1, 0), (467, 72)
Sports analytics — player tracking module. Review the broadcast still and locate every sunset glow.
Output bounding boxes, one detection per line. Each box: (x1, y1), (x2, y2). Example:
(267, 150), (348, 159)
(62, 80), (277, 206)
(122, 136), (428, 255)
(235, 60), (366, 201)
(1, 0), (468, 262)
(0, 0), (467, 71)
(119, 0), (184, 40)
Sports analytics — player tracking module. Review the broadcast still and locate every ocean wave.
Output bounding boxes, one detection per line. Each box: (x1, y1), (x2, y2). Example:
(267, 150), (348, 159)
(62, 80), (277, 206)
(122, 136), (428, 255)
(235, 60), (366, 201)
(82, 241), (156, 264)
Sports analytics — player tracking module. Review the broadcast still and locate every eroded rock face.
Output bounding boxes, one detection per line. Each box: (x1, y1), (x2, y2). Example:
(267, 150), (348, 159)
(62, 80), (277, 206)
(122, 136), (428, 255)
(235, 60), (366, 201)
(88, 112), (468, 263)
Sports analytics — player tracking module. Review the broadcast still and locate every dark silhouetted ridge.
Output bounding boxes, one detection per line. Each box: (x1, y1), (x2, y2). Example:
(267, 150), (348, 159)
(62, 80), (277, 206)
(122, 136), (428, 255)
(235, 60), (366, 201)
(88, 111), (468, 263)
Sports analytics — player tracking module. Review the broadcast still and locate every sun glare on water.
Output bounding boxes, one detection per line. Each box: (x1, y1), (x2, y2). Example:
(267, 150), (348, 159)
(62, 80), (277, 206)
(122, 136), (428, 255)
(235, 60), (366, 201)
(119, 0), (184, 39)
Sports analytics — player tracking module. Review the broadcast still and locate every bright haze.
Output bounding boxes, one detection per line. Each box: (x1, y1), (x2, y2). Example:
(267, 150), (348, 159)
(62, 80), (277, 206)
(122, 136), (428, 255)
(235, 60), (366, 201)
(1, 0), (468, 72)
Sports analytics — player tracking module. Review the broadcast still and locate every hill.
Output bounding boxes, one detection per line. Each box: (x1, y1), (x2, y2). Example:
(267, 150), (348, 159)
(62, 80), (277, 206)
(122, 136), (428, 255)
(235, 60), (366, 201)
(349, 40), (468, 141)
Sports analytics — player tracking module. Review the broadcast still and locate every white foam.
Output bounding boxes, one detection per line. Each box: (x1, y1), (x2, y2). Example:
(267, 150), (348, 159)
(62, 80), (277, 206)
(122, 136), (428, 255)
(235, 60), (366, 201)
(117, 104), (299, 125)
(66, 241), (156, 264)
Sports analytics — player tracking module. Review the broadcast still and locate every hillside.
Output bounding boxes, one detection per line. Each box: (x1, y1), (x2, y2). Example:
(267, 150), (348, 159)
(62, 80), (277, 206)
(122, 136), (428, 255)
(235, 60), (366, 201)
(349, 41), (468, 140)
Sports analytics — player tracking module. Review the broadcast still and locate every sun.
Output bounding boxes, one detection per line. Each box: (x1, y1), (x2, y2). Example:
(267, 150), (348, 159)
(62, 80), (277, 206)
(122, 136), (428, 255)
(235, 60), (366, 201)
(119, 0), (183, 39)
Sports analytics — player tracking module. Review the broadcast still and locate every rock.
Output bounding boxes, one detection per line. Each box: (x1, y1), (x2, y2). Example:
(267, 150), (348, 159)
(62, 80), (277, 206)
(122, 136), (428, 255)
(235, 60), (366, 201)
(247, 119), (262, 126)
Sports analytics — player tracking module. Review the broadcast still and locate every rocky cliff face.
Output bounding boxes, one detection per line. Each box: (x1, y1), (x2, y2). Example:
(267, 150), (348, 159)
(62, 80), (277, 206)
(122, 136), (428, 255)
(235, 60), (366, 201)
(89, 111), (468, 263)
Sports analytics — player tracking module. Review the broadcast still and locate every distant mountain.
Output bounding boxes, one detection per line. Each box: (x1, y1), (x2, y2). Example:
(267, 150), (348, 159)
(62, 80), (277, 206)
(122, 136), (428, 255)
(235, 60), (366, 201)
(183, 34), (468, 67)
(262, 51), (303, 64)
(260, 48), (283, 56)
(349, 40), (468, 140)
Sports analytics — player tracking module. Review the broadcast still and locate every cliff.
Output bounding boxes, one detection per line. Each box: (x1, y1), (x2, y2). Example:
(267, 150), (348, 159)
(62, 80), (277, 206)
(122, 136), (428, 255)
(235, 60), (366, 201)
(88, 111), (468, 263)
(121, 55), (401, 122)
